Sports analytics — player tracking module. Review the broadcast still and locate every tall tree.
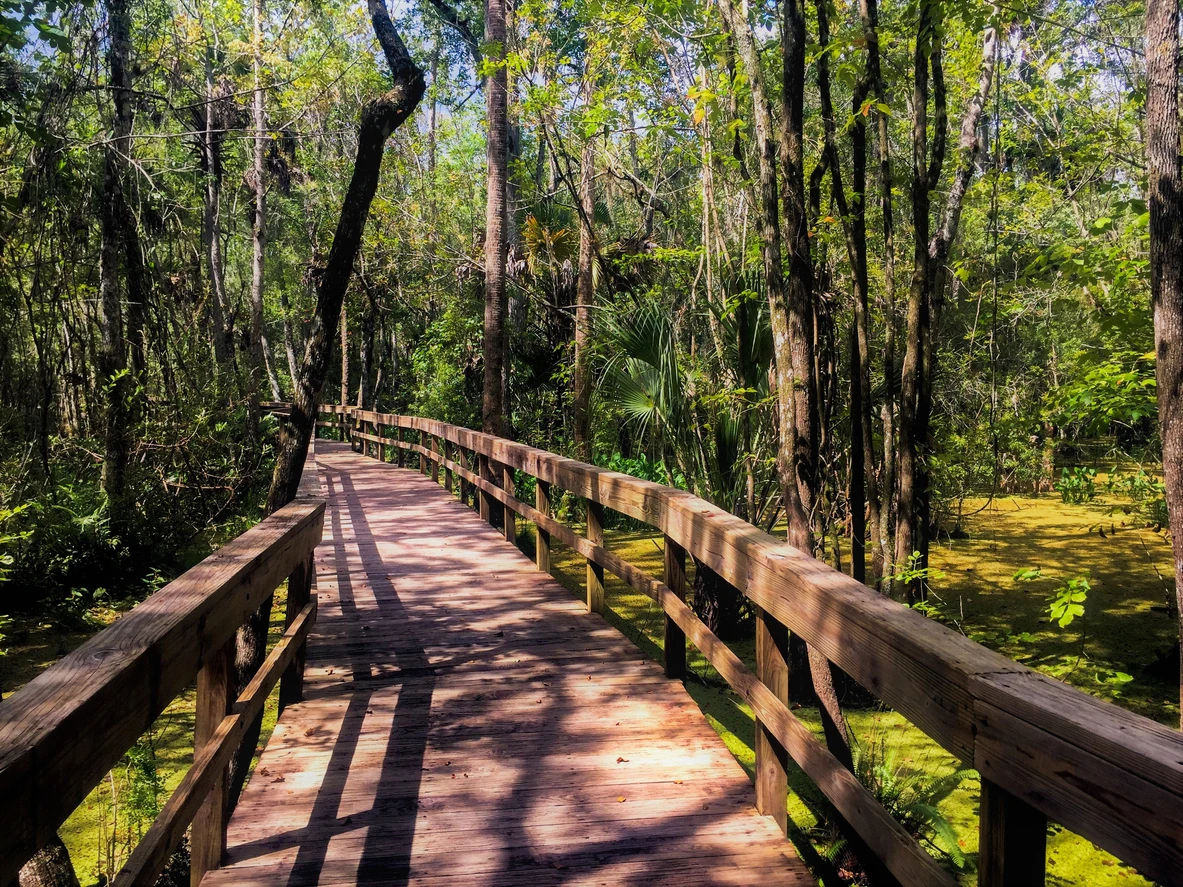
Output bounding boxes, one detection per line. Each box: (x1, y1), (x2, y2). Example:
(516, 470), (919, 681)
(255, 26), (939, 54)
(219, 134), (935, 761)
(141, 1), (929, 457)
(572, 82), (596, 462)
(482, 0), (509, 435)
(250, 0), (281, 404)
(97, 0), (134, 515)
(1145, 0), (1183, 726)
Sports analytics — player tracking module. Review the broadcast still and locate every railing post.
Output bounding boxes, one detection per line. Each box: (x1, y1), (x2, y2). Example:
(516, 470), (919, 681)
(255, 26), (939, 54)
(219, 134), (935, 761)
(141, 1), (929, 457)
(418, 430), (427, 474)
(585, 499), (605, 614)
(979, 780), (1047, 887)
(754, 606), (789, 836)
(191, 637), (235, 885)
(396, 425), (405, 467)
(502, 465), (516, 544)
(535, 480), (551, 574)
(663, 536), (687, 679)
(444, 440), (454, 493)
(431, 436), (441, 484)
(478, 453), (491, 522)
(279, 552), (314, 711)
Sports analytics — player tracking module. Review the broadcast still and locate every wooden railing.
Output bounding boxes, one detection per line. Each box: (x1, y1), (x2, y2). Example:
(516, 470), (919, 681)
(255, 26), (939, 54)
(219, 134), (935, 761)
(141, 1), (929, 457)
(336, 406), (1183, 887)
(0, 448), (325, 887)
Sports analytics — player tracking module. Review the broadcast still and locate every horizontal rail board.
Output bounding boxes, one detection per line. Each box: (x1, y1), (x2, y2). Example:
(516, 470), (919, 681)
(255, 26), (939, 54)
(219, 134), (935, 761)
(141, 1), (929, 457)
(114, 599), (318, 887)
(345, 408), (1183, 885)
(0, 499), (325, 885)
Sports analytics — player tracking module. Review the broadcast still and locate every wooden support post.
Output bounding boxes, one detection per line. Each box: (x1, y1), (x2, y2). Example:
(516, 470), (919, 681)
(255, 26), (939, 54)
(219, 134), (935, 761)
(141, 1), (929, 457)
(478, 454), (491, 522)
(754, 606), (789, 836)
(535, 480), (551, 574)
(663, 536), (687, 679)
(279, 553), (314, 712)
(418, 431), (426, 474)
(396, 426), (405, 467)
(444, 440), (454, 493)
(585, 500), (605, 614)
(502, 464), (516, 544)
(190, 637), (235, 885)
(979, 780), (1047, 887)
(431, 436), (440, 484)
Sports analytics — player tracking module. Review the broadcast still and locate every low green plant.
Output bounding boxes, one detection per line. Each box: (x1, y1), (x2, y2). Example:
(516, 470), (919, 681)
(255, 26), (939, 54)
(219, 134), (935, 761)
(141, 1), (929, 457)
(828, 730), (976, 876)
(1048, 576), (1091, 628)
(1055, 466), (1097, 504)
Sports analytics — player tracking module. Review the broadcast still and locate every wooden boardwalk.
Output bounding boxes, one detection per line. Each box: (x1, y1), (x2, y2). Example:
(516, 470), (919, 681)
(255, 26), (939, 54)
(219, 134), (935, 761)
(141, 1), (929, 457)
(202, 441), (812, 887)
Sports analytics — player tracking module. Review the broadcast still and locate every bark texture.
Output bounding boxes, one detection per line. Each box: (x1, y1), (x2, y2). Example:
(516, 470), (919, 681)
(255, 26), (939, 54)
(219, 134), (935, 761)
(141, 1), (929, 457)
(17, 834), (79, 887)
(1145, 0), (1183, 726)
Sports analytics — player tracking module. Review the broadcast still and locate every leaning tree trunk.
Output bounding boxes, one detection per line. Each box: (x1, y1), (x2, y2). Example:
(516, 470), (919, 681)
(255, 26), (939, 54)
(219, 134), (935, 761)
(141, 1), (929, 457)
(1145, 0), (1183, 727)
(481, 0), (508, 436)
(253, 0), (425, 806)
(266, 0), (424, 512)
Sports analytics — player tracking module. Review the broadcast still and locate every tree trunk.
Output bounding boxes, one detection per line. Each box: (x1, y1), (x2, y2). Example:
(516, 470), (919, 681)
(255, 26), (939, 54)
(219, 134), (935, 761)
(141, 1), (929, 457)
(267, 0), (423, 511)
(1145, 0), (1183, 727)
(715, 0), (852, 776)
(250, 0), (282, 403)
(815, 0), (876, 585)
(860, 0), (897, 590)
(573, 102), (596, 462)
(202, 49), (234, 370)
(98, 0), (134, 517)
(17, 834), (79, 887)
(259, 7), (424, 826)
(339, 301), (348, 407)
(358, 294), (374, 408)
(481, 0), (509, 436)
(895, 0), (937, 600)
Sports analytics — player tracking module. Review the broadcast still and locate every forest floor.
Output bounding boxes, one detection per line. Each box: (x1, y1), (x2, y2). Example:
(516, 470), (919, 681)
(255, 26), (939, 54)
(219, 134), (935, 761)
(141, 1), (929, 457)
(0, 489), (1172, 885)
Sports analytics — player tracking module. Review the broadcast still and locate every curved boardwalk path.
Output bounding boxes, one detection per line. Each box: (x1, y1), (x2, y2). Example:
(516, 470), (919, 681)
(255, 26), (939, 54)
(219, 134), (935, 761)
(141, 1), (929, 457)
(202, 441), (812, 886)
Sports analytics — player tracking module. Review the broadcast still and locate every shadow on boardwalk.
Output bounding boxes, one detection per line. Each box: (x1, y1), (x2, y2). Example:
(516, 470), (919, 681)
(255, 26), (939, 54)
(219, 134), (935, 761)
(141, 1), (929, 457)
(202, 442), (812, 887)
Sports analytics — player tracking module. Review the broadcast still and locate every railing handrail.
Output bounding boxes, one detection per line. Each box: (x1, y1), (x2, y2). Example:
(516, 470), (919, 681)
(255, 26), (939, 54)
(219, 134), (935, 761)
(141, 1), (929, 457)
(0, 454), (325, 886)
(335, 405), (1183, 887)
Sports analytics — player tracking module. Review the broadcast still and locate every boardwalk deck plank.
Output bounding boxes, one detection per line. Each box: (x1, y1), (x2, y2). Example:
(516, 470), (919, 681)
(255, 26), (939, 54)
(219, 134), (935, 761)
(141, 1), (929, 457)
(203, 442), (814, 886)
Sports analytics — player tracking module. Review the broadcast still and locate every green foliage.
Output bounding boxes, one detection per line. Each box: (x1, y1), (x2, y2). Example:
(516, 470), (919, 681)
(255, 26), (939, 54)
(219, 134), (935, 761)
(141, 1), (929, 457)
(844, 731), (977, 873)
(1055, 466), (1097, 504)
(1048, 576), (1090, 628)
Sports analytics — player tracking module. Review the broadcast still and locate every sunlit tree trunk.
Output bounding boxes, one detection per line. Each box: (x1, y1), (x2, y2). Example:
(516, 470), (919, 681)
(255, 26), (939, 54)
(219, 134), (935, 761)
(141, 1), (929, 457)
(17, 834), (79, 887)
(201, 41), (234, 370)
(1145, 0), (1183, 727)
(573, 88), (596, 462)
(482, 0), (508, 435)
